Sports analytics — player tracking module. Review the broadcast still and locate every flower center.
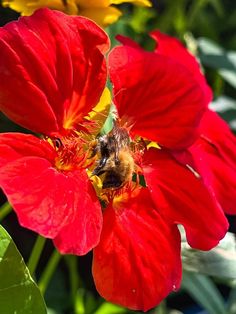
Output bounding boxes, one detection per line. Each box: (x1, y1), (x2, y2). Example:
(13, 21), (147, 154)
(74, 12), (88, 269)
(46, 130), (96, 172)
(90, 124), (146, 204)
(45, 123), (146, 206)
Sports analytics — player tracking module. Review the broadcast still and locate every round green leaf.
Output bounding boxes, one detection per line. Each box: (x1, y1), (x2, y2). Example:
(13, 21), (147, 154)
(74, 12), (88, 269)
(0, 225), (47, 314)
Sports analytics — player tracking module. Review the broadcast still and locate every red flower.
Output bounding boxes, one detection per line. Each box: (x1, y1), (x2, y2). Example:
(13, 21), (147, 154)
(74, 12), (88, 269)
(189, 109), (236, 215)
(151, 31), (236, 215)
(0, 8), (109, 255)
(92, 33), (228, 310)
(0, 12), (229, 311)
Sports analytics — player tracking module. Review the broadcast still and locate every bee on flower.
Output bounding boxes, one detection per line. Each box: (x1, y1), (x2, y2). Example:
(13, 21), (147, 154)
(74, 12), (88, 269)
(0, 8), (234, 311)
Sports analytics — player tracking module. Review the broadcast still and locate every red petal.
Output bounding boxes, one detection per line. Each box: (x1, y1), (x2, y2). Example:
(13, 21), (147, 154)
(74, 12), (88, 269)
(53, 172), (102, 255)
(0, 157), (73, 238)
(115, 34), (142, 49)
(93, 188), (181, 311)
(0, 134), (102, 244)
(190, 110), (236, 215)
(150, 31), (212, 105)
(0, 8), (109, 134)
(109, 44), (207, 149)
(0, 133), (55, 166)
(142, 148), (228, 250)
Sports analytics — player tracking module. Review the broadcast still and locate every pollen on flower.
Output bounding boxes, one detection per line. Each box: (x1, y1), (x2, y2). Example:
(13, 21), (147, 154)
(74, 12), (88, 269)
(46, 131), (97, 172)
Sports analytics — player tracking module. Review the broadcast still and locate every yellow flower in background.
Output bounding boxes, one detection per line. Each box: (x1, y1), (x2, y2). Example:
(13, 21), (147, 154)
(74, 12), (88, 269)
(2, 0), (152, 26)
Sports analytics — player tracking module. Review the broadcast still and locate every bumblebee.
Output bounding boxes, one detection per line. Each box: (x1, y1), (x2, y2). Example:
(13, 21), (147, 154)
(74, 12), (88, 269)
(92, 125), (135, 189)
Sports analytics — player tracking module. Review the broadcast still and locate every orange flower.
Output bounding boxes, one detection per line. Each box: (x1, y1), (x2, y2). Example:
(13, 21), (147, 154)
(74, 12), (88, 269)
(2, 0), (151, 26)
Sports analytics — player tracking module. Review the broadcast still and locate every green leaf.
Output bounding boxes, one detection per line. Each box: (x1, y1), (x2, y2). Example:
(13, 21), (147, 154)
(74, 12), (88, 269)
(209, 0), (225, 17)
(198, 37), (236, 88)
(0, 225), (47, 314)
(182, 231), (236, 279)
(130, 7), (155, 34)
(211, 96), (236, 112)
(218, 69), (236, 88)
(76, 288), (99, 314)
(75, 289), (86, 314)
(94, 302), (127, 314)
(182, 272), (226, 314)
(198, 37), (225, 57)
(210, 96), (236, 130)
(106, 18), (135, 48)
(153, 301), (168, 314)
(227, 284), (236, 314)
(47, 309), (57, 314)
(44, 268), (70, 313)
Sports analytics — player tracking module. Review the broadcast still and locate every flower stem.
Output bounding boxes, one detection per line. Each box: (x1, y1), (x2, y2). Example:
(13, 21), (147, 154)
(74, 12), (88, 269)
(0, 202), (12, 221)
(65, 255), (83, 311)
(27, 235), (46, 276)
(65, 255), (80, 300)
(154, 300), (167, 314)
(38, 249), (61, 295)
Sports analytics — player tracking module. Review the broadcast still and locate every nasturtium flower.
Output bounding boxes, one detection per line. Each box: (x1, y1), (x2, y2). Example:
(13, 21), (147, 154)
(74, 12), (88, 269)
(149, 31), (236, 215)
(189, 109), (236, 215)
(1, 0), (151, 27)
(91, 33), (229, 310)
(0, 10), (229, 311)
(0, 8), (110, 255)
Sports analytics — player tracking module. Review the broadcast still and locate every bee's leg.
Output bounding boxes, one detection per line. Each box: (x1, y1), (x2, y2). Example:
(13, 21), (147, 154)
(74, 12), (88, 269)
(114, 140), (120, 165)
(88, 145), (98, 159)
(92, 156), (108, 176)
